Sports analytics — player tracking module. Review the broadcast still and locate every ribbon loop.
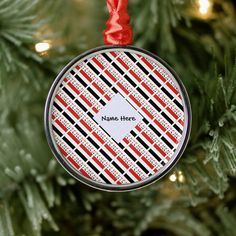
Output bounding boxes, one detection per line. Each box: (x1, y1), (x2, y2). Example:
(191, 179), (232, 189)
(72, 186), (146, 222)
(104, 0), (133, 45)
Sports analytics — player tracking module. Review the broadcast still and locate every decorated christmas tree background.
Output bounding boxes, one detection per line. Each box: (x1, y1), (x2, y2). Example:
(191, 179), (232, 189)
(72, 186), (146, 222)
(0, 0), (236, 235)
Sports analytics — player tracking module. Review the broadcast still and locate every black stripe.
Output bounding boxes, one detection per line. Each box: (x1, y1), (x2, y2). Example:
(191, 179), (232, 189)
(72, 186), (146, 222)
(70, 70), (75, 75)
(149, 123), (161, 136)
(149, 74), (161, 87)
(124, 174), (134, 183)
(63, 112), (75, 124)
(99, 99), (106, 106)
(87, 137), (99, 149)
(137, 87), (149, 99)
(87, 87), (100, 100)
(125, 52), (136, 63)
(52, 125), (62, 137)
(136, 161), (149, 174)
(112, 161), (124, 174)
(75, 74), (87, 87)
(136, 137), (149, 149)
(149, 100), (161, 112)
(87, 112), (93, 118)
(124, 149), (136, 162)
(143, 118), (149, 125)
(137, 62), (148, 75)
(112, 62), (124, 75)
(118, 143), (125, 149)
(130, 130), (137, 137)
(124, 74), (136, 87)
(63, 87), (75, 99)
(75, 124), (87, 137)
(112, 87), (118, 93)
(100, 149), (112, 161)
(161, 87), (173, 100)
(149, 149), (162, 162)
(161, 112), (174, 124)
(63, 137), (75, 149)
(74, 149), (87, 162)
(174, 99), (183, 111)
(87, 162), (99, 174)
(100, 74), (112, 87)
(53, 102), (62, 112)
(173, 124), (183, 134)
(100, 173), (111, 184)
(161, 137), (174, 149)
(87, 62), (99, 75)
(75, 100), (87, 112)
(102, 53), (112, 62)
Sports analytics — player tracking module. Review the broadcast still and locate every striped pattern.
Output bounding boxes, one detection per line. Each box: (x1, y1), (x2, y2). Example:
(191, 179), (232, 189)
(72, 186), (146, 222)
(49, 48), (186, 187)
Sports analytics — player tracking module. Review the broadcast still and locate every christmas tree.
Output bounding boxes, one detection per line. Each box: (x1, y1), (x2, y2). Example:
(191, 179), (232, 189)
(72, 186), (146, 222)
(0, 0), (236, 235)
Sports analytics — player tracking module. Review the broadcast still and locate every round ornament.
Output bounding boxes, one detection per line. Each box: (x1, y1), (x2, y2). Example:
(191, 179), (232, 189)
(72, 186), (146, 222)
(45, 46), (191, 191)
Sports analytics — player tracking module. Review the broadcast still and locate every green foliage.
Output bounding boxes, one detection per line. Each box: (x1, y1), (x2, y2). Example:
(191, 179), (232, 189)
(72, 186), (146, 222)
(0, 0), (236, 235)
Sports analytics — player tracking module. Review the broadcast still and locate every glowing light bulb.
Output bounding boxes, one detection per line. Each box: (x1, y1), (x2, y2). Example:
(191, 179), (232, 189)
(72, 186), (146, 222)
(199, 0), (211, 15)
(35, 41), (51, 53)
(169, 173), (177, 182)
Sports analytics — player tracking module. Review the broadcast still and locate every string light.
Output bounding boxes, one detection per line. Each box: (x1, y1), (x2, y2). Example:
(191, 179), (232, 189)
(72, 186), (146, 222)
(169, 173), (177, 182)
(198, 0), (211, 15)
(169, 171), (185, 183)
(35, 41), (51, 53)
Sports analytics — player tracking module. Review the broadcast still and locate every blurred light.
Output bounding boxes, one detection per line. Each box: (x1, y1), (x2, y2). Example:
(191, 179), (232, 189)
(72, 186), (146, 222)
(169, 173), (177, 182)
(198, 0), (211, 15)
(35, 41), (51, 53)
(178, 171), (185, 183)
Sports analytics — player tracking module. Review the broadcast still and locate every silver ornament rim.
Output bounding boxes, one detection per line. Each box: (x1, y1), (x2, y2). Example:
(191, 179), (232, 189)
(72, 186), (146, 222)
(44, 45), (192, 192)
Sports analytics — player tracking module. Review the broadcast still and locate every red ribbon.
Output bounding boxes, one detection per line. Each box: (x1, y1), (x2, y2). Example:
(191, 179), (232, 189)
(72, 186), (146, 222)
(104, 0), (133, 45)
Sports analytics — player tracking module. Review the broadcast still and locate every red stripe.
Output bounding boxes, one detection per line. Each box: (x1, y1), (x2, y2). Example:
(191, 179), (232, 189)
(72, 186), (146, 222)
(142, 107), (154, 120)
(105, 169), (117, 181)
(92, 58), (104, 70)
(80, 69), (92, 82)
(67, 106), (80, 119)
(67, 82), (80, 95)
(129, 169), (141, 181)
(154, 120), (166, 132)
(141, 157), (154, 169)
(154, 144), (166, 157)
(142, 132), (154, 144)
(153, 168), (158, 173)
(93, 157), (105, 169)
(142, 82), (154, 95)
(58, 146), (68, 157)
(141, 57), (154, 70)
(56, 95), (67, 107)
(153, 70), (166, 82)
(80, 119), (92, 132)
(92, 82), (105, 95)
(130, 70), (141, 82)
(64, 77), (68, 83)
(135, 125), (142, 132)
(166, 107), (178, 120)
(179, 119), (184, 126)
(117, 157), (129, 169)
(117, 57), (129, 70)
(123, 138), (129, 144)
(105, 70), (117, 82)
(75, 65), (80, 70)
(80, 95), (93, 107)
(166, 82), (178, 95)
(166, 132), (178, 144)
(110, 52), (117, 57)
(92, 107), (99, 113)
(105, 144), (117, 157)
(154, 95), (166, 107)
(117, 82), (129, 95)
(68, 131), (79, 144)
(55, 119), (67, 132)
(67, 156), (80, 169)
(52, 114), (55, 120)
(93, 132), (105, 144)
(130, 95), (141, 107)
(129, 144), (142, 157)
(117, 181), (122, 185)
(105, 94), (111, 101)
(81, 144), (93, 156)
(80, 169), (90, 178)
